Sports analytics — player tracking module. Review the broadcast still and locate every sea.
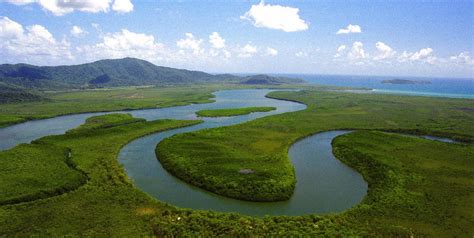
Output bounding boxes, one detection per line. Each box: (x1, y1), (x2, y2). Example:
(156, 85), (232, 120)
(280, 74), (474, 99)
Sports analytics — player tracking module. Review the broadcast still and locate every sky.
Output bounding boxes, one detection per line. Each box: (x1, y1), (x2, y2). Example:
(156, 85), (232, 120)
(0, 0), (473, 78)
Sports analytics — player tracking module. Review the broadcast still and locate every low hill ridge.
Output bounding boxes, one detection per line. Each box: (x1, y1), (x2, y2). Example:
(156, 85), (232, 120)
(0, 58), (305, 90)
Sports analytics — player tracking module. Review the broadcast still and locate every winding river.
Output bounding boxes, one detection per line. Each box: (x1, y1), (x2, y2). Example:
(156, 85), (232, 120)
(0, 89), (368, 216)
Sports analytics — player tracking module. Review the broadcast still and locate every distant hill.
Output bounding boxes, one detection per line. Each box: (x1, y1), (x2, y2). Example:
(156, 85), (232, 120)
(0, 58), (305, 90)
(381, 79), (431, 85)
(0, 82), (43, 103)
(240, 74), (305, 85)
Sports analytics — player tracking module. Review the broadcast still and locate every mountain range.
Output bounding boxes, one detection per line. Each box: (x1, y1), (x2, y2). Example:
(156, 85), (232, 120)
(0, 58), (304, 90)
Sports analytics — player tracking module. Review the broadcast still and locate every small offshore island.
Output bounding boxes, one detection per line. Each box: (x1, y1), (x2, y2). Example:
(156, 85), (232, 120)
(196, 107), (276, 117)
(381, 79), (432, 84)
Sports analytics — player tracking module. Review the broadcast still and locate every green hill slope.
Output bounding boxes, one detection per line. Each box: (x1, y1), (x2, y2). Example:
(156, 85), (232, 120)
(0, 83), (43, 103)
(0, 58), (304, 90)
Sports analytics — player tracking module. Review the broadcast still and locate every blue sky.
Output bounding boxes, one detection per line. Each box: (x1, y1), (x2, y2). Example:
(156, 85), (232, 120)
(0, 0), (472, 78)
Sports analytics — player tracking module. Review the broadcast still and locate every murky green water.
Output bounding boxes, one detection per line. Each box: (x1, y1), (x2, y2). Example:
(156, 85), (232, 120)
(1, 89), (370, 216)
(118, 90), (368, 216)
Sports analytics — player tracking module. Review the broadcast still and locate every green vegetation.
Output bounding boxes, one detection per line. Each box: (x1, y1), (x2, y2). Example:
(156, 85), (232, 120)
(0, 143), (86, 205)
(157, 90), (474, 202)
(74, 113), (146, 131)
(0, 58), (225, 89)
(0, 85), (217, 127)
(157, 128), (295, 201)
(0, 58), (304, 90)
(0, 82), (43, 103)
(0, 114), (203, 236)
(2, 113), (472, 236)
(240, 74), (305, 85)
(0, 83), (308, 128)
(332, 131), (474, 237)
(1, 90), (473, 236)
(196, 106), (276, 117)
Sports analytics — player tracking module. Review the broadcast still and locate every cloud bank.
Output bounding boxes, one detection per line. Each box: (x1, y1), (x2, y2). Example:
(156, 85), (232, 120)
(0, 16), (72, 64)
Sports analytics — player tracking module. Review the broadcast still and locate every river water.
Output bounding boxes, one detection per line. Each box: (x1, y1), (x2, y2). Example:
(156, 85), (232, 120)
(0, 89), (369, 216)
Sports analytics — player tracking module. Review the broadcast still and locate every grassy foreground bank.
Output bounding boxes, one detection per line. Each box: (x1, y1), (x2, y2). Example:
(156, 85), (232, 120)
(0, 114), (202, 236)
(332, 131), (474, 237)
(196, 107), (276, 117)
(156, 90), (474, 202)
(1, 113), (472, 236)
(0, 143), (87, 205)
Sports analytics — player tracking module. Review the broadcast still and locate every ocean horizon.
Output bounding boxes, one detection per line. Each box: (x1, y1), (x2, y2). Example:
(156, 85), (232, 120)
(276, 74), (474, 99)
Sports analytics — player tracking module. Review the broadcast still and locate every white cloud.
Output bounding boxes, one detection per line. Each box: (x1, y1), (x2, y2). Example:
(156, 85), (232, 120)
(450, 52), (474, 65)
(265, 47), (278, 56)
(5, 0), (133, 16)
(329, 40), (472, 75)
(176, 33), (204, 55)
(295, 51), (307, 58)
(336, 24), (362, 34)
(334, 44), (347, 58)
(70, 25), (87, 37)
(348, 41), (366, 61)
(223, 50), (231, 58)
(28, 24), (55, 43)
(373, 41), (395, 60)
(425, 56), (437, 65)
(207, 32), (231, 59)
(38, 0), (111, 16)
(397, 51), (411, 62)
(209, 48), (231, 59)
(77, 29), (167, 61)
(240, 1), (309, 32)
(398, 48), (436, 64)
(333, 41), (366, 64)
(0, 16), (24, 38)
(209, 32), (225, 49)
(238, 44), (257, 58)
(410, 48), (433, 61)
(91, 23), (100, 31)
(112, 0), (133, 13)
(79, 30), (234, 65)
(0, 17), (72, 64)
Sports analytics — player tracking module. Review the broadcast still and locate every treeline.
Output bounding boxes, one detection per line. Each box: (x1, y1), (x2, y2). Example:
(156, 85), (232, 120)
(0, 83), (43, 103)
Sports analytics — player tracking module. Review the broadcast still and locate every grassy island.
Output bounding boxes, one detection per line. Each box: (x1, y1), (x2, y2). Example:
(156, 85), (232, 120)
(196, 106), (276, 117)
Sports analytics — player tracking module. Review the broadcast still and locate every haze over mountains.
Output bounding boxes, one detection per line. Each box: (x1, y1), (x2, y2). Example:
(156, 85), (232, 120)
(0, 58), (304, 91)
